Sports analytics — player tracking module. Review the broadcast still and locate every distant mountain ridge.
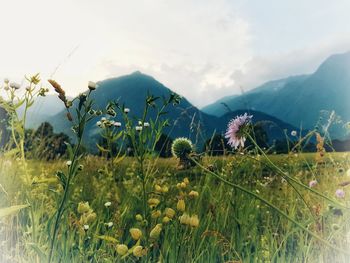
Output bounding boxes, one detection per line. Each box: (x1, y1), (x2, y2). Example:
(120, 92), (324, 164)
(47, 71), (298, 150)
(202, 51), (350, 138)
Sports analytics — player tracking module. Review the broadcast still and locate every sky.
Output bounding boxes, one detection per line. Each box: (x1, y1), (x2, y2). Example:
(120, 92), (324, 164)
(1, 0), (350, 107)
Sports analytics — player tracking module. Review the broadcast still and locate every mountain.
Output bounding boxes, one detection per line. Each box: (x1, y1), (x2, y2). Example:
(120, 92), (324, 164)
(48, 71), (298, 151)
(18, 95), (67, 129)
(202, 51), (350, 138)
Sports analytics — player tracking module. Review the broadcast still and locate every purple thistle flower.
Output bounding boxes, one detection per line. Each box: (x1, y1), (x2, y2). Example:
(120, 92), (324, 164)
(335, 189), (345, 199)
(309, 180), (317, 188)
(225, 113), (253, 149)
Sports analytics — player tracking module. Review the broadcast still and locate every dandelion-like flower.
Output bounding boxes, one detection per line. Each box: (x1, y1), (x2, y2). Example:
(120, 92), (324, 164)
(335, 189), (345, 199)
(225, 113), (252, 149)
(291, 130), (297, 137)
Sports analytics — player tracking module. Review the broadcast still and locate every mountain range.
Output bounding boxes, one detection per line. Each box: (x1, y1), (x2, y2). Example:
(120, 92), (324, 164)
(21, 51), (350, 150)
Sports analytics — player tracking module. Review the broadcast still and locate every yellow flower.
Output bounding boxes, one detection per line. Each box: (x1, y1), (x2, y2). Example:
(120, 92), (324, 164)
(116, 244), (129, 256)
(148, 198), (160, 208)
(189, 215), (199, 227)
(162, 216), (170, 224)
(154, 184), (162, 192)
(133, 246), (144, 257)
(164, 208), (175, 219)
(77, 202), (90, 214)
(179, 213), (191, 225)
(130, 228), (142, 240)
(85, 212), (97, 224)
(183, 177), (190, 185)
(177, 199), (185, 212)
(135, 214), (143, 221)
(188, 190), (199, 198)
(162, 186), (169, 193)
(150, 224), (162, 240)
(151, 210), (161, 219)
(180, 182), (187, 189)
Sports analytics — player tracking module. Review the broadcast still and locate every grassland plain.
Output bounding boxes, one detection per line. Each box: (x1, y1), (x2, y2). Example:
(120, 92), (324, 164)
(0, 152), (349, 263)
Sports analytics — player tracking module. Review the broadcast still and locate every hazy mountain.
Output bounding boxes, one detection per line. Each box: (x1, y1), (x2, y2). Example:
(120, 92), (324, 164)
(48, 71), (298, 151)
(18, 95), (68, 129)
(202, 51), (350, 138)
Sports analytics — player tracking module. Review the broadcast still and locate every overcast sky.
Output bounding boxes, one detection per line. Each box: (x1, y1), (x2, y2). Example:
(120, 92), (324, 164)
(1, 0), (350, 107)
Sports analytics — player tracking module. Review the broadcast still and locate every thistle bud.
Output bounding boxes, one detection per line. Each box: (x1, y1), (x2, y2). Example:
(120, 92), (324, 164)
(130, 228), (142, 240)
(116, 244), (129, 256)
(177, 199), (185, 212)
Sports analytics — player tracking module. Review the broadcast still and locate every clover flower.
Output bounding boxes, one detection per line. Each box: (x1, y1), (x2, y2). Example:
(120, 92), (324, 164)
(225, 113), (252, 149)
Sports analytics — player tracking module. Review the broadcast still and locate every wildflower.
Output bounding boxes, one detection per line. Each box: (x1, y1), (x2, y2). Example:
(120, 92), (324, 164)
(144, 122), (150, 128)
(106, 222), (113, 228)
(124, 108), (130, 114)
(154, 184), (162, 192)
(130, 228), (142, 240)
(10, 82), (20, 90)
(151, 210), (161, 219)
(148, 198), (160, 208)
(77, 202), (90, 214)
(104, 201), (112, 208)
(179, 213), (191, 225)
(133, 246), (144, 257)
(88, 81), (97, 91)
(77, 164), (84, 171)
(150, 224), (162, 240)
(188, 190), (199, 198)
(162, 216), (170, 223)
(335, 189), (345, 199)
(114, 122), (122, 128)
(83, 224), (89, 231)
(164, 208), (175, 219)
(96, 121), (103, 128)
(135, 214), (143, 221)
(135, 126), (143, 132)
(66, 160), (72, 166)
(171, 138), (193, 159)
(85, 212), (97, 223)
(309, 180), (317, 188)
(116, 244), (129, 256)
(189, 215), (199, 227)
(183, 177), (190, 185)
(180, 182), (187, 189)
(291, 130), (297, 137)
(161, 186), (169, 193)
(177, 199), (185, 212)
(225, 113), (252, 149)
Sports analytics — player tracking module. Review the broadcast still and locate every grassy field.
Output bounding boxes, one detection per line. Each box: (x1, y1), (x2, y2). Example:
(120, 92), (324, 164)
(1, 152), (349, 263)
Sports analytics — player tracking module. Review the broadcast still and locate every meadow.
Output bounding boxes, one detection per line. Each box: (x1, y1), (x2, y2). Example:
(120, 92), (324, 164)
(0, 76), (350, 263)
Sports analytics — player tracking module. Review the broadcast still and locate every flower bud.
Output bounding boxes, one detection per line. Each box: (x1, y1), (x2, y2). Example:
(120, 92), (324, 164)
(130, 228), (142, 240)
(179, 213), (191, 225)
(116, 244), (129, 256)
(177, 199), (185, 212)
(148, 198), (160, 207)
(77, 202), (90, 214)
(135, 214), (143, 221)
(133, 246), (143, 257)
(189, 215), (199, 227)
(88, 81), (97, 91)
(162, 216), (170, 224)
(164, 208), (175, 219)
(188, 190), (199, 198)
(150, 224), (162, 240)
(151, 210), (161, 219)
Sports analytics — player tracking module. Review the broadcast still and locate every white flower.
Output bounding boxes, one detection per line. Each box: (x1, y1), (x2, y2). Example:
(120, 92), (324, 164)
(83, 225), (89, 230)
(101, 117), (107, 122)
(138, 121), (142, 125)
(96, 121), (102, 127)
(104, 201), (112, 207)
(143, 122), (150, 127)
(88, 81), (97, 90)
(135, 126), (143, 132)
(106, 222), (113, 228)
(291, 130), (297, 137)
(124, 108), (130, 113)
(66, 160), (72, 166)
(114, 122), (121, 127)
(10, 82), (20, 89)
